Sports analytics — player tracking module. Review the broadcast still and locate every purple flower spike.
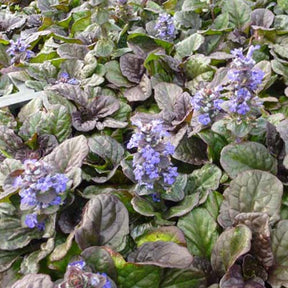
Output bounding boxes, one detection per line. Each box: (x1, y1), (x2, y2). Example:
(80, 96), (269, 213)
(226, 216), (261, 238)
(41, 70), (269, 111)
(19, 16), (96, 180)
(155, 13), (177, 41)
(128, 118), (178, 197)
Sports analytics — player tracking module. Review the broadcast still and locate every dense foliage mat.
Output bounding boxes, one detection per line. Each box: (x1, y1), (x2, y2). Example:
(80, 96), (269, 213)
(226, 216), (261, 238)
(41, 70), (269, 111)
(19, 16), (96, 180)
(0, 0), (288, 287)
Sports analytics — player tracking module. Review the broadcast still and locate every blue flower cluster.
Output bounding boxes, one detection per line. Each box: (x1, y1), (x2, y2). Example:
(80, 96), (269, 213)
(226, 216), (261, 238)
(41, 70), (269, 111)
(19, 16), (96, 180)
(6, 38), (34, 64)
(191, 87), (224, 125)
(14, 159), (69, 230)
(127, 119), (178, 200)
(65, 260), (112, 288)
(226, 45), (265, 116)
(57, 72), (79, 85)
(154, 13), (177, 42)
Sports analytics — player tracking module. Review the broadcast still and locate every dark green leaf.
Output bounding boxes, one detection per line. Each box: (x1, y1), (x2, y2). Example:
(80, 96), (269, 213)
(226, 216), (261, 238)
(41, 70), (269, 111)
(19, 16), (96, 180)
(160, 268), (207, 288)
(105, 61), (133, 87)
(0, 203), (42, 250)
(75, 194), (129, 251)
(88, 135), (125, 183)
(218, 170), (283, 228)
(110, 251), (162, 288)
(222, 0), (251, 29)
(268, 220), (288, 288)
(43, 135), (89, 174)
(185, 164), (222, 197)
(175, 34), (205, 59)
(81, 246), (117, 281)
(174, 135), (208, 165)
(95, 39), (114, 57)
(220, 142), (277, 179)
(177, 206), (219, 258)
(211, 225), (252, 275)
(164, 194), (200, 219)
(128, 241), (193, 268)
(20, 238), (54, 274)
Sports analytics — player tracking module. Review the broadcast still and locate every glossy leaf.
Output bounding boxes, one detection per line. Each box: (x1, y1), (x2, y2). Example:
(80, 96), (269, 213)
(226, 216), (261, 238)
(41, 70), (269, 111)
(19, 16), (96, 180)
(218, 170), (283, 228)
(43, 135), (89, 174)
(128, 241), (193, 268)
(75, 194), (129, 251)
(220, 142), (277, 179)
(178, 206), (219, 259)
(211, 225), (252, 275)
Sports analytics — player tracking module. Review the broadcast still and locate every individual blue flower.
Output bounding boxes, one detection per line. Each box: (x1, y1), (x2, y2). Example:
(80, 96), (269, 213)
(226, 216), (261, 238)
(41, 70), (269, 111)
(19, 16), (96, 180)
(97, 273), (112, 288)
(24, 213), (38, 229)
(155, 13), (177, 42)
(68, 260), (86, 270)
(57, 72), (79, 85)
(198, 113), (211, 125)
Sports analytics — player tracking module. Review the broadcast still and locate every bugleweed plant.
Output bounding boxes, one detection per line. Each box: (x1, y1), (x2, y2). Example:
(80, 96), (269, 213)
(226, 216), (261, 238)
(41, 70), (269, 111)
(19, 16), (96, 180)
(0, 0), (288, 287)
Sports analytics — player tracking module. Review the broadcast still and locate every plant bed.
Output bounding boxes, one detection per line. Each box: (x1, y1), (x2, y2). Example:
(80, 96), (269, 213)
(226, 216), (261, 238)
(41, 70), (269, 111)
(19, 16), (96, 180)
(0, 0), (288, 287)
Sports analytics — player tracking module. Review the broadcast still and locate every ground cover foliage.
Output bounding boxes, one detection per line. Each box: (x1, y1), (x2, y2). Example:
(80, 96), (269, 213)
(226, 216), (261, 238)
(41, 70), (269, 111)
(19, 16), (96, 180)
(0, 0), (288, 287)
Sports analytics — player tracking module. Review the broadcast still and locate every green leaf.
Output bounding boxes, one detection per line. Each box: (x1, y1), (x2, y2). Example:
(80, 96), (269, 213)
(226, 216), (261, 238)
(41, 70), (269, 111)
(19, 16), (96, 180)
(164, 194), (200, 219)
(175, 33), (205, 59)
(128, 241), (193, 268)
(136, 226), (186, 247)
(111, 252), (162, 288)
(162, 174), (186, 202)
(20, 238), (54, 274)
(220, 142), (277, 179)
(269, 220), (288, 288)
(154, 82), (182, 111)
(43, 135), (89, 174)
(177, 206), (219, 258)
(19, 104), (72, 143)
(278, 0), (288, 10)
(211, 225), (252, 275)
(0, 249), (22, 273)
(57, 43), (89, 59)
(182, 0), (209, 12)
(81, 246), (117, 281)
(0, 44), (10, 67)
(160, 268), (207, 288)
(87, 134), (125, 183)
(95, 38), (114, 57)
(184, 54), (213, 80)
(0, 203), (42, 250)
(174, 135), (208, 165)
(26, 61), (57, 81)
(105, 61), (133, 88)
(218, 170), (283, 228)
(185, 164), (222, 197)
(131, 196), (158, 217)
(198, 130), (228, 162)
(222, 0), (251, 29)
(75, 194), (129, 251)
